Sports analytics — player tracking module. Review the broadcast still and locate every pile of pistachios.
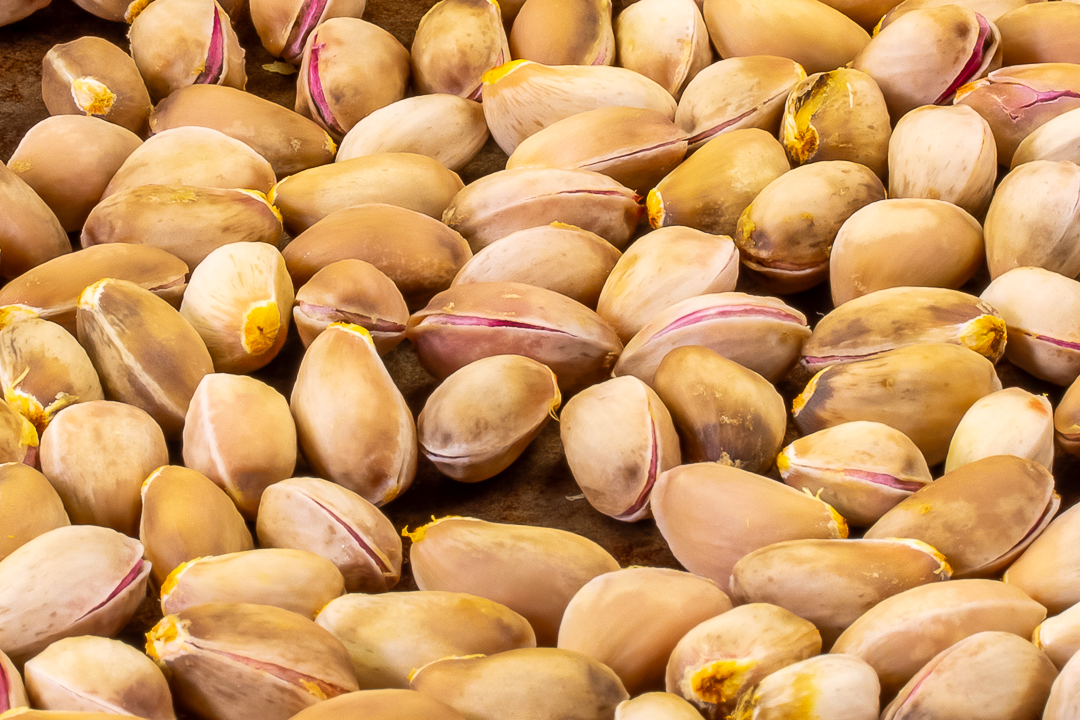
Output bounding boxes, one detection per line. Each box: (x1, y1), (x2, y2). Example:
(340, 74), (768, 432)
(4, 0), (1080, 717)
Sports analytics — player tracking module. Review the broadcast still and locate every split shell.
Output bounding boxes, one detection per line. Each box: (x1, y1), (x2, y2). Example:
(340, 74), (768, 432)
(0, 162), (70, 282)
(0, 648), (28, 712)
(0, 403), (38, 467)
(287, 689), (467, 720)
(1005, 502), (1080, 615)
(509, 0), (614, 66)
(1056, 372), (1080, 457)
(944, 388), (1053, 473)
(249, 0), (366, 64)
(879, 0), (1038, 28)
(614, 0), (712, 99)
(411, 0), (509, 99)
(730, 654), (881, 720)
(0, 463), (68, 563)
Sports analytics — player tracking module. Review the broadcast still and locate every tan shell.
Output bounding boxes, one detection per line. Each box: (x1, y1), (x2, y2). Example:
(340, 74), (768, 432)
(997, 2), (1080, 65)
(509, 0), (614, 66)
(729, 654), (881, 720)
(250, 0), (366, 63)
(945, 388), (1053, 473)
(614, 0), (711, 99)
(287, 690), (467, 720)
(0, 648), (29, 711)
(616, 693), (703, 720)
(2, 0), (49, 29)
(1056, 372), (1080, 457)
(816, 0), (904, 27)
(879, 0), (1038, 28)
(1013, 106), (1080, 167)
(1006, 503), (1080, 615)
(0, 162), (70, 282)
(411, 0), (509, 99)
(1037, 642), (1080, 720)
(1034, 601), (1080, 669)
(0, 463), (68, 564)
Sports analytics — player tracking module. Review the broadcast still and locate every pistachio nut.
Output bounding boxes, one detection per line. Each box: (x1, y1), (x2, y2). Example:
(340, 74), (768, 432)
(146, 603), (359, 720)
(406, 282), (623, 394)
(734, 160), (885, 294)
(150, 85), (337, 178)
(479, 60), (676, 155)
(878, 0), (1036, 28)
(315, 591), (536, 689)
(945, 388), (1053, 473)
(76, 278), (214, 439)
(665, 603), (821, 719)
(1013, 106), (1080, 167)
(292, 259), (409, 353)
(793, 343), (1002, 466)
(411, 0), (508, 99)
(817, 0), (904, 27)
(781, 68), (892, 179)
(451, 223), (621, 310)
(404, 516), (620, 646)
(269, 153), (464, 235)
(647, 128), (789, 237)
(1055, 372), (1080, 457)
(729, 654), (881, 720)
(558, 567), (732, 694)
(0, 649), (28, 712)
(0, 711), (149, 719)
(981, 266), (1080, 386)
(1034, 601), (1080, 669)
(676, 56), (806, 152)
(614, 0), (711, 99)
(419, 355), (560, 483)
(409, 648), (629, 720)
(560, 375), (680, 521)
(0, 162), (69, 282)
(651, 463), (847, 591)
(0, 403), (40, 467)
(249, 0), (366, 64)
(509, 0), (614, 66)
(7, 116), (141, 232)
(1005, 503), (1080, 614)
(282, 203), (471, 311)
(996, 2), (1080, 66)
(1, 0), (48, 27)
(777, 422), (933, 527)
(612, 292), (810, 385)
(256, 477), (402, 593)
(336, 95), (488, 172)
(40, 401), (167, 537)
(0, 525), (150, 665)
(140, 465), (254, 588)
(829, 198), (985, 306)
(160, 549), (345, 618)
(182, 374), (297, 519)
(290, 324), (416, 505)
(128, 0), (246, 103)
(830, 579), (1047, 698)
(615, 693), (703, 720)
(596, 226), (739, 342)
(652, 346), (784, 473)
(732, 538), (950, 650)
(887, 104), (997, 219)
(41, 36), (152, 136)
(1042, 647), (1080, 720)
(287, 689), (467, 720)
(0, 463), (68, 563)
(22, 637), (174, 719)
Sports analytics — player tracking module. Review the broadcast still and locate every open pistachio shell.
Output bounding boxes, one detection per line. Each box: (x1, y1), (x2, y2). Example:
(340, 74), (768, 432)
(878, 0), (1036, 28)
(614, 0), (711, 99)
(616, 693), (703, 720)
(1013, 106), (1080, 167)
(1042, 646), (1080, 720)
(0, 464), (68, 563)
(292, 260), (408, 352)
(412, 0), (508, 99)
(945, 388), (1053, 473)
(509, 0), (614, 66)
(0, 162), (69, 282)
(998, 3), (1080, 66)
(288, 690), (467, 720)
(1006, 503), (1080, 615)
(0, 649), (29, 712)
(558, 567), (732, 695)
(1056, 372), (1080, 457)
(250, 0), (366, 64)
(256, 477), (402, 593)
(405, 516), (620, 646)
(1034, 601), (1080, 669)
(560, 375), (680, 521)
(729, 654), (881, 720)
(315, 591), (536, 689)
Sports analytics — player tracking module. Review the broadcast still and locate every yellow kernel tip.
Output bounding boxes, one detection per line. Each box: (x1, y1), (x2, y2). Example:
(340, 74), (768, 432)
(960, 314), (1007, 360)
(0, 305), (39, 329)
(235, 188), (283, 224)
(160, 557), (204, 599)
(690, 658), (758, 705)
(71, 77), (117, 116)
(792, 368), (826, 416)
(6, 384), (46, 430)
(646, 188), (664, 228)
(242, 300), (281, 356)
(300, 679), (328, 700)
(124, 0), (150, 22)
(481, 59), (531, 86)
(146, 614), (188, 663)
(141, 466), (168, 498)
(825, 502), (848, 539)
(401, 515), (462, 543)
(325, 133), (338, 155)
(0, 709), (33, 719)
(329, 322), (375, 348)
(550, 221), (583, 231)
(775, 449), (791, 475)
(78, 278), (112, 311)
(407, 667), (421, 682)
(1032, 623), (1043, 649)
(266, 180), (283, 206)
(18, 416), (38, 450)
(953, 79), (986, 102)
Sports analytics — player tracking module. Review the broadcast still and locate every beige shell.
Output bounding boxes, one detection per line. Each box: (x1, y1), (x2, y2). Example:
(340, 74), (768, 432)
(287, 690), (467, 720)
(0, 464), (68, 564)
(879, 0), (1037, 28)
(1042, 646), (1080, 720)
(1013, 106), (1080, 167)
(729, 654), (881, 720)
(0, 648), (28, 711)
(614, 0), (712, 99)
(1006, 503), (1080, 615)
(944, 388), (1053, 473)
(250, 0), (366, 64)
(1056, 372), (1080, 457)
(616, 693), (703, 720)
(997, 2), (1080, 66)
(411, 0), (508, 99)
(509, 0), (614, 66)
(0, 162), (70, 282)
(1034, 601), (1080, 669)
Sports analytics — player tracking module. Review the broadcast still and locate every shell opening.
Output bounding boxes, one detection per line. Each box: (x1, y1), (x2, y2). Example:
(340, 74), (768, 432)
(71, 77), (116, 116)
(195, 9), (226, 85)
(481, 59), (531, 85)
(689, 658), (758, 705)
(242, 300), (281, 356)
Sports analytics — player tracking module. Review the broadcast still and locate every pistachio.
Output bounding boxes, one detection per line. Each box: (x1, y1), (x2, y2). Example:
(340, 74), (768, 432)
(729, 654), (881, 720)
(406, 282), (623, 394)
(1013, 106), (1080, 167)
(558, 567), (732, 694)
(1055, 372), (1080, 457)
(945, 389), (1053, 473)
(256, 477), (402, 593)
(0, 525), (150, 665)
(612, 292), (810, 386)
(615, 693), (703, 720)
(0, 403), (39, 468)
(1044, 648), (1080, 720)
(41, 37), (152, 136)
(249, 0), (366, 64)
(778, 422), (932, 527)
(817, 0), (904, 28)
(1034, 601), (1080, 669)
(0, 162), (70, 282)
(290, 324), (416, 505)
(405, 516), (620, 646)
(1, 0), (48, 26)
(315, 591), (536, 689)
(878, 0), (1034, 28)
(614, 0), (711, 99)
(419, 355), (560, 483)
(411, 0), (508, 99)
(23, 637), (174, 719)
(160, 549), (344, 618)
(0, 711), (149, 719)
(0, 649), (28, 712)
(1005, 503), (1080, 615)
(0, 464), (68, 563)
(146, 603), (359, 720)
(509, 0), (614, 66)
(182, 374), (297, 519)
(996, 2), (1080, 66)
(560, 375), (680, 521)
(287, 689), (468, 720)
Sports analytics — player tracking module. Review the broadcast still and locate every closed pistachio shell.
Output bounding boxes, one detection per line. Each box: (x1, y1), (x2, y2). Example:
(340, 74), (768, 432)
(888, 104), (997, 219)
(510, 0), (614, 66)
(651, 463), (847, 591)
(479, 60), (676, 155)
(269, 153), (464, 236)
(160, 549), (344, 618)
(290, 324), (416, 505)
(40, 401), (167, 537)
(558, 567), (732, 694)
(287, 689), (468, 720)
(615, 0), (711, 99)
(778, 422), (932, 527)
(781, 68), (891, 179)
(41, 37), (152, 137)
(405, 516), (620, 646)
(676, 56), (806, 151)
(0, 525), (150, 665)
(1041, 645), (1080, 720)
(793, 343), (1002, 466)
(256, 477), (402, 593)
(1034, 601), (1080, 669)
(981, 266), (1080, 386)
(0, 464), (68, 563)
(1005, 503), (1080, 615)
(1055, 372), (1080, 457)
(250, 0), (366, 64)
(0, 162), (69, 282)
(647, 128), (789, 238)
(665, 603), (821, 719)
(146, 603), (359, 720)
(23, 637), (174, 719)
(128, 0), (246, 103)
(1, 0), (48, 27)
(829, 199), (985, 306)
(315, 592), (536, 689)
(560, 375), (680, 521)
(0, 649), (28, 712)
(419, 355), (559, 483)
(879, 0), (1036, 28)
(182, 374), (297, 519)
(596, 226), (738, 343)
(732, 655), (880, 720)
(945, 389), (1053, 473)
(653, 346), (784, 473)
(406, 282), (623, 394)
(1013, 106), (1080, 167)
(817, 0), (903, 27)
(7, 116), (141, 232)
(411, 0), (508, 99)
(337, 95), (488, 172)
(616, 693), (702, 720)
(613, 292), (810, 386)
(996, 3), (1080, 66)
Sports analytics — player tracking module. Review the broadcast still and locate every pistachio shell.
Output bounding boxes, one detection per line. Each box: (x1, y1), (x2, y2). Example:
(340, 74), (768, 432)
(615, 693), (702, 720)
(0, 711), (148, 719)
(0, 649), (29, 712)
(1043, 647), (1080, 720)
(997, 2), (1080, 66)
(615, 0), (711, 99)
(1055, 372), (1080, 457)
(0, 464), (68, 563)
(817, 0), (903, 27)
(0, 162), (70, 282)
(944, 388), (1053, 473)
(411, 0), (509, 98)
(0, 402), (38, 468)
(287, 689), (468, 720)
(729, 654), (881, 720)
(250, 0), (366, 64)
(879, 0), (1036, 28)
(1005, 503), (1080, 615)
(509, 0), (614, 66)
(1034, 601), (1080, 669)
(1013, 106), (1080, 167)
(1, 0), (48, 27)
